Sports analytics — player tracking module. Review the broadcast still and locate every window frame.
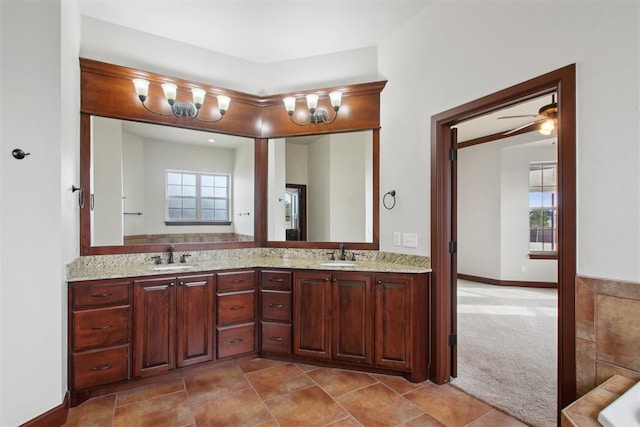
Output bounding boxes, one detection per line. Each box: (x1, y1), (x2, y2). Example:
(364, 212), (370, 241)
(165, 169), (232, 226)
(528, 161), (557, 258)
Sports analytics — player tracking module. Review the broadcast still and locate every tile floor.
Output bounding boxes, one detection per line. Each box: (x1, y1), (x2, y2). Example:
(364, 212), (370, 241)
(63, 358), (528, 427)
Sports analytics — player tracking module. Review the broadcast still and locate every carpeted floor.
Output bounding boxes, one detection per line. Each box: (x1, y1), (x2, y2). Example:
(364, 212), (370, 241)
(451, 280), (558, 427)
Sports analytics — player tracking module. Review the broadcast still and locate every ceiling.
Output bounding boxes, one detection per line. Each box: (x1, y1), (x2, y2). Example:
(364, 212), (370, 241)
(78, 0), (433, 64)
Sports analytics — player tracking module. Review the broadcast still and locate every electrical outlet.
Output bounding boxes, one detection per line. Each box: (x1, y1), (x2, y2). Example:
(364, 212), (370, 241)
(402, 233), (418, 248)
(393, 232), (401, 246)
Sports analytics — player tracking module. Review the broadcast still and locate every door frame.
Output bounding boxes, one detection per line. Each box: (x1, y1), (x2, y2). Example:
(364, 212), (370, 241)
(430, 64), (576, 411)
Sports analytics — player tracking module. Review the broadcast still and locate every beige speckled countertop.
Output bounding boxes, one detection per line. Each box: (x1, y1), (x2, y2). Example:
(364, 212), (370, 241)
(67, 248), (431, 282)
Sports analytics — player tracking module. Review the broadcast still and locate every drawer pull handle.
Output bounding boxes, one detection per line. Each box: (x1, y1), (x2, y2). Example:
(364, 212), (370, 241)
(91, 324), (112, 330)
(91, 364), (112, 371)
(229, 338), (244, 344)
(268, 303), (284, 308)
(269, 278), (284, 282)
(231, 279), (245, 283)
(90, 292), (112, 298)
(268, 336), (284, 341)
(229, 305), (245, 310)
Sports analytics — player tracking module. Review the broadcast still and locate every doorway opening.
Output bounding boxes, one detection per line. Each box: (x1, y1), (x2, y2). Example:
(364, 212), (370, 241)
(430, 64), (576, 417)
(285, 183), (307, 241)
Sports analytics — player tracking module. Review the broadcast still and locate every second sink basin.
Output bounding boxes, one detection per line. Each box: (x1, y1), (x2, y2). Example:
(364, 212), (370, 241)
(318, 261), (356, 267)
(150, 265), (194, 271)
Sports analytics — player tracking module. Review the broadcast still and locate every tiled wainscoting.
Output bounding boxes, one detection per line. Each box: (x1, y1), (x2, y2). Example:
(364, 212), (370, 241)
(576, 275), (640, 396)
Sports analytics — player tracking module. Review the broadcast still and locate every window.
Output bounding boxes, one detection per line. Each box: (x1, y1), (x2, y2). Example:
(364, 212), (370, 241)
(529, 162), (556, 255)
(166, 170), (230, 224)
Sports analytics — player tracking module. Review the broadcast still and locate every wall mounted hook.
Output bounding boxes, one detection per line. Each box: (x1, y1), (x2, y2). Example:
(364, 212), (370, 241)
(11, 149), (30, 160)
(72, 185), (85, 208)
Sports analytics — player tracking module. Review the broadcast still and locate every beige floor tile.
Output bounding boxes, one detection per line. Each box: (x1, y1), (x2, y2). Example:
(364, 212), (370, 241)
(404, 382), (493, 427)
(191, 387), (274, 426)
(237, 357), (286, 373)
(116, 377), (185, 407)
(371, 373), (422, 395)
(265, 385), (348, 427)
(336, 383), (424, 426)
(63, 394), (116, 427)
(184, 364), (251, 404)
(307, 367), (378, 397)
(113, 390), (193, 427)
(466, 409), (529, 427)
(246, 362), (314, 400)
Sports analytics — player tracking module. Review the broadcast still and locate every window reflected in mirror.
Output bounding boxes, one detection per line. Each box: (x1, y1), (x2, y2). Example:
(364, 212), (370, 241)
(90, 117), (254, 246)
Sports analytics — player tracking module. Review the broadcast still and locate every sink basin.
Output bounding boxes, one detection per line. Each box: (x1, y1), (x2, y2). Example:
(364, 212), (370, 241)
(598, 380), (640, 427)
(150, 265), (194, 271)
(318, 262), (356, 267)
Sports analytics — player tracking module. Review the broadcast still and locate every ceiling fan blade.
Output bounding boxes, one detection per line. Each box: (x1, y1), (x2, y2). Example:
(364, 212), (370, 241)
(498, 114), (540, 120)
(503, 120), (541, 136)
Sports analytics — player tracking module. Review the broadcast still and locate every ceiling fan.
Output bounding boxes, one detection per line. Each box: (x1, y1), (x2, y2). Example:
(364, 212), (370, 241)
(499, 94), (557, 136)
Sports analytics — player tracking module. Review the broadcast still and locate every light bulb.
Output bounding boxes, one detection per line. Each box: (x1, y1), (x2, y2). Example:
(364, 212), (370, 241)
(540, 119), (555, 135)
(191, 88), (206, 108)
(132, 79), (149, 101)
(217, 95), (230, 115)
(283, 97), (296, 116)
(329, 91), (342, 111)
(306, 94), (319, 113)
(161, 83), (177, 105)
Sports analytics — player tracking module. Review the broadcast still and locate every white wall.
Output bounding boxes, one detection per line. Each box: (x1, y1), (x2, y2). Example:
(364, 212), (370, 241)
(92, 116), (124, 245)
(233, 142), (255, 237)
(378, 2), (640, 282)
(308, 139), (331, 241)
(0, 0), (80, 425)
(268, 138), (286, 240)
(122, 133), (145, 236)
(81, 17), (380, 95)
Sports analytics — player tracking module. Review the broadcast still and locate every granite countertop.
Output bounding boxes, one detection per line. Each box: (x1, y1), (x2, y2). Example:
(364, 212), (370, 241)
(67, 249), (431, 282)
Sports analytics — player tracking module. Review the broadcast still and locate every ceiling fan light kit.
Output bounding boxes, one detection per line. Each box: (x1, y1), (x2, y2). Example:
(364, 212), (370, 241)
(499, 94), (557, 136)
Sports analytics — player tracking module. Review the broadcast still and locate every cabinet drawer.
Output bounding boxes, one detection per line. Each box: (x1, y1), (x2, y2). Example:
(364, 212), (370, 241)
(217, 323), (255, 358)
(73, 306), (129, 351)
(73, 345), (129, 390)
(261, 291), (291, 322)
(217, 270), (255, 292)
(261, 270), (292, 291)
(72, 280), (130, 308)
(218, 291), (255, 325)
(261, 322), (291, 355)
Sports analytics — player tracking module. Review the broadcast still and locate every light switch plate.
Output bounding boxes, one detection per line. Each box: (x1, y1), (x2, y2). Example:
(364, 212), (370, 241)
(402, 233), (418, 248)
(393, 232), (401, 246)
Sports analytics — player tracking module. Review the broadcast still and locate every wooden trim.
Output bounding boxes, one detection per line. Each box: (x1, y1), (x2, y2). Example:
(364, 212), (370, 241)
(20, 391), (69, 427)
(529, 252), (558, 260)
(457, 273), (557, 289)
(430, 64), (577, 414)
(457, 123), (539, 148)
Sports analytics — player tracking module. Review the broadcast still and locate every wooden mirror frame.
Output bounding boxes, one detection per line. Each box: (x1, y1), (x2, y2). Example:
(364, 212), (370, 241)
(79, 58), (385, 255)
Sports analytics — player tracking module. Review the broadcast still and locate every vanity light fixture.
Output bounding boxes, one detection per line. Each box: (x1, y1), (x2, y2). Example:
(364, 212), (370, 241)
(283, 91), (342, 126)
(132, 79), (230, 123)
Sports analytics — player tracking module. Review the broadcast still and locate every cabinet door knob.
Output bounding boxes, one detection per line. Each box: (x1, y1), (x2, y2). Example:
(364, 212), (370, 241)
(168, 282), (175, 287)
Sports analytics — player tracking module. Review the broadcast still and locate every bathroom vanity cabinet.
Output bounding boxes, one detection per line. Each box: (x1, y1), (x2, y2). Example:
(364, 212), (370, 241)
(68, 266), (429, 406)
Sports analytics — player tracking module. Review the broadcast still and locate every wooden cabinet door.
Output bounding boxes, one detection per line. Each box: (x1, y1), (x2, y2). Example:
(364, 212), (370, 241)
(133, 276), (176, 377)
(332, 273), (373, 364)
(176, 274), (214, 368)
(293, 271), (332, 360)
(374, 275), (413, 370)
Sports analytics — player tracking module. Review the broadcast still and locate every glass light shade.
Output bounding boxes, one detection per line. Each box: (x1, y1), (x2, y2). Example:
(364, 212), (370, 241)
(283, 97), (296, 114)
(306, 94), (319, 112)
(161, 83), (178, 102)
(191, 88), (206, 107)
(132, 79), (150, 97)
(329, 91), (342, 109)
(217, 95), (231, 113)
(539, 119), (555, 135)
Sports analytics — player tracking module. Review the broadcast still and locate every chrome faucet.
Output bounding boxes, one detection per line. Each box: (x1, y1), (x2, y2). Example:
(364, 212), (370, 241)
(167, 245), (174, 264)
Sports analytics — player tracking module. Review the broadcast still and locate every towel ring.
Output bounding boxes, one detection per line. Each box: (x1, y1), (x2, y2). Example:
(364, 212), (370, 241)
(383, 190), (396, 210)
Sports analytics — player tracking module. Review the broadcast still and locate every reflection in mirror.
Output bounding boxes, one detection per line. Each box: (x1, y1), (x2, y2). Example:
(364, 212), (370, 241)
(90, 117), (254, 247)
(268, 130), (373, 243)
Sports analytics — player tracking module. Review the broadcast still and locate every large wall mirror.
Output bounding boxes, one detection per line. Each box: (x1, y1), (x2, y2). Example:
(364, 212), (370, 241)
(267, 130), (379, 247)
(84, 116), (256, 253)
